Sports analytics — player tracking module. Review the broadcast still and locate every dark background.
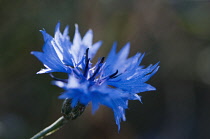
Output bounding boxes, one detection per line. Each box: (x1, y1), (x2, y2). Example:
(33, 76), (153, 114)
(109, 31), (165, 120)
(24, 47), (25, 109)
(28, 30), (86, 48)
(1, 0), (210, 139)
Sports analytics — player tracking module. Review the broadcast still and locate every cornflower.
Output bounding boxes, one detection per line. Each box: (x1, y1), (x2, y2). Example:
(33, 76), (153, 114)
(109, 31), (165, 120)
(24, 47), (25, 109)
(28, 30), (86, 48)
(31, 22), (159, 138)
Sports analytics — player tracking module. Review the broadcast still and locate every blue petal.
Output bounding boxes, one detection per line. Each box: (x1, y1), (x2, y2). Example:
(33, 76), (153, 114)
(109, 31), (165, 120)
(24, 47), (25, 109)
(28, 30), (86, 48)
(83, 29), (93, 47)
(103, 42), (130, 76)
(53, 23), (74, 66)
(31, 50), (70, 73)
(71, 24), (84, 64)
(40, 30), (52, 42)
(89, 41), (102, 59)
(31, 30), (72, 73)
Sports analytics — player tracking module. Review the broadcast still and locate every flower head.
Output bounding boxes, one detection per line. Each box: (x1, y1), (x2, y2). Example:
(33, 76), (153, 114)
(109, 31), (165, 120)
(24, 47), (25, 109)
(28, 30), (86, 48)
(31, 22), (159, 131)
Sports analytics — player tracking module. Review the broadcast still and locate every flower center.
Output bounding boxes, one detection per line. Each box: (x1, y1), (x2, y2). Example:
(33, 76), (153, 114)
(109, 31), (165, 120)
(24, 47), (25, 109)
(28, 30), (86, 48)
(82, 48), (122, 86)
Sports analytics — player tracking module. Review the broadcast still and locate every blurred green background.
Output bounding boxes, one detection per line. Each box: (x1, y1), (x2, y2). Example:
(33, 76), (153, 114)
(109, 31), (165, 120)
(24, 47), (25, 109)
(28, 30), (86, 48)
(1, 0), (210, 139)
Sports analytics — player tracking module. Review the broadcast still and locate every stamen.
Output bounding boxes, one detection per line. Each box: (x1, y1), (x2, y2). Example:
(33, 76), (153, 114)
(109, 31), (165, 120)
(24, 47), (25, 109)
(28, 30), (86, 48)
(83, 58), (90, 78)
(49, 73), (68, 83)
(83, 48), (90, 78)
(109, 70), (118, 78)
(89, 57), (105, 80)
(85, 48), (89, 62)
(100, 57), (105, 63)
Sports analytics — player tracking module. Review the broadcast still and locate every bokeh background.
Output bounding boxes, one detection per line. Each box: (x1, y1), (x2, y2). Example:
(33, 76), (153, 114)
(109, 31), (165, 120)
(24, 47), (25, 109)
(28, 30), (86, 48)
(1, 0), (210, 139)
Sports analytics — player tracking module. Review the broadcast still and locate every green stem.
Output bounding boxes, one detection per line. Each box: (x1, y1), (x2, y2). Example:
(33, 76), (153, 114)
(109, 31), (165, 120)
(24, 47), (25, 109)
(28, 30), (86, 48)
(30, 99), (86, 139)
(30, 116), (68, 139)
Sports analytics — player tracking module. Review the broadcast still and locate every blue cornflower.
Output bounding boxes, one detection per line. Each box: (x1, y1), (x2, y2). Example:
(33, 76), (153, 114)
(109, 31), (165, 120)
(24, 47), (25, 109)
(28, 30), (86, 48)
(31, 22), (159, 131)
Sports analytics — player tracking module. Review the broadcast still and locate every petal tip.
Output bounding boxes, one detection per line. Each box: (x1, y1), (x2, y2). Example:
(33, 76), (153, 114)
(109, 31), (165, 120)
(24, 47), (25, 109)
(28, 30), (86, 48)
(75, 24), (79, 30)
